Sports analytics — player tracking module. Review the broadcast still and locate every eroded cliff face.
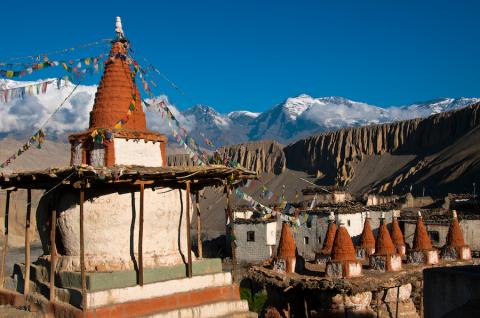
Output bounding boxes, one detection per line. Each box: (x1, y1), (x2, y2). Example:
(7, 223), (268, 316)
(167, 103), (480, 195)
(284, 103), (480, 190)
(218, 140), (286, 174)
(217, 103), (480, 194)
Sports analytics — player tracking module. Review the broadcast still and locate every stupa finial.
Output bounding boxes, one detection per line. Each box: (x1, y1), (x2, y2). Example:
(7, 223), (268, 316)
(115, 16), (126, 40)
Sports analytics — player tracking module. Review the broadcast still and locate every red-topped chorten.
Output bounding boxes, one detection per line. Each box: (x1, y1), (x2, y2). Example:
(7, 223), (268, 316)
(407, 212), (439, 265)
(370, 213), (402, 272)
(390, 210), (406, 256)
(375, 220), (395, 255)
(321, 212), (337, 255)
(441, 210), (472, 260)
(274, 223), (297, 273)
(412, 213), (432, 251)
(326, 223), (362, 278)
(356, 213), (375, 258)
(68, 19), (166, 167)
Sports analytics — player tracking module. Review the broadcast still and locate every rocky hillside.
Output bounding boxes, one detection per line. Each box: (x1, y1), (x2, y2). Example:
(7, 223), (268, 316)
(218, 140), (286, 175)
(219, 103), (480, 196)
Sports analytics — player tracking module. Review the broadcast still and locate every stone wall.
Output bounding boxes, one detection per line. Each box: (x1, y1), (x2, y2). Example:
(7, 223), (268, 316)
(234, 221), (276, 264)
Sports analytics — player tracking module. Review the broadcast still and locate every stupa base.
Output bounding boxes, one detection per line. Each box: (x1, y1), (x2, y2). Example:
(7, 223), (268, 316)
(326, 260), (362, 278)
(314, 253), (331, 264)
(407, 250), (439, 265)
(5, 258), (254, 318)
(440, 246), (472, 261)
(369, 254), (402, 272)
(355, 247), (374, 260)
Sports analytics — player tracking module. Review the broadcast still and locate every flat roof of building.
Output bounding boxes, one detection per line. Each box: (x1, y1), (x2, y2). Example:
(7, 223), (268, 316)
(0, 164), (257, 191)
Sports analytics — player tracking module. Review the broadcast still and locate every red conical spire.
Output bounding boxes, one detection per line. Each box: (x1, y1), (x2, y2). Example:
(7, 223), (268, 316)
(413, 212), (433, 250)
(89, 39), (146, 131)
(446, 210), (466, 248)
(391, 216), (405, 247)
(375, 218), (396, 255)
(359, 216), (375, 249)
(321, 212), (337, 254)
(277, 223), (296, 259)
(331, 224), (356, 262)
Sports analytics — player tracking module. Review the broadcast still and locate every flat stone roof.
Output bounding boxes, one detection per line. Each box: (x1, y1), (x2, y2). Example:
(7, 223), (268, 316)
(0, 164), (256, 191)
(247, 259), (474, 295)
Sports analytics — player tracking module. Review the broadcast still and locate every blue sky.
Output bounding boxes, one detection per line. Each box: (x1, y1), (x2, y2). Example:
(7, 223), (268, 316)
(1, 0), (479, 113)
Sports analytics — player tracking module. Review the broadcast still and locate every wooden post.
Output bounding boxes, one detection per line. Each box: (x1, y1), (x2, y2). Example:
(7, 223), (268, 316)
(139, 182), (144, 286)
(185, 181), (193, 278)
(0, 190), (11, 288)
(24, 189), (32, 295)
(225, 184), (237, 283)
(79, 187), (87, 313)
(133, 180), (153, 286)
(196, 192), (202, 259)
(49, 209), (57, 302)
(395, 285), (400, 318)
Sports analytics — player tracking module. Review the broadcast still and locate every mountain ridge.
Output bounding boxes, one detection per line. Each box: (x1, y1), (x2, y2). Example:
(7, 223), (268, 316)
(1, 79), (479, 147)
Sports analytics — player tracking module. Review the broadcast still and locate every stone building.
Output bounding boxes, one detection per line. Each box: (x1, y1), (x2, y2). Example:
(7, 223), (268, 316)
(302, 186), (351, 205)
(233, 218), (277, 264)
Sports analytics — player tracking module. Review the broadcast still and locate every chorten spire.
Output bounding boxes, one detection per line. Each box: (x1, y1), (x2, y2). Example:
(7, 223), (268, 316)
(375, 213), (396, 255)
(391, 210), (405, 254)
(359, 213), (375, 250)
(445, 210), (466, 248)
(356, 212), (375, 258)
(88, 17), (146, 131)
(321, 212), (337, 254)
(331, 223), (356, 262)
(412, 211), (432, 250)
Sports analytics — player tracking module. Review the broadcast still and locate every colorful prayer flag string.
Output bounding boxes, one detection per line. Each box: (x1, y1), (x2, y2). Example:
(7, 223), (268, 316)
(0, 130), (45, 170)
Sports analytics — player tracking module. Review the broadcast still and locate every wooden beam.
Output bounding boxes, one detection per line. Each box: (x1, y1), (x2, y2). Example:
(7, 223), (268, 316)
(185, 181), (193, 278)
(0, 190), (11, 288)
(79, 187), (87, 313)
(24, 189), (32, 295)
(49, 209), (57, 302)
(225, 184), (237, 283)
(138, 182), (145, 286)
(195, 192), (202, 259)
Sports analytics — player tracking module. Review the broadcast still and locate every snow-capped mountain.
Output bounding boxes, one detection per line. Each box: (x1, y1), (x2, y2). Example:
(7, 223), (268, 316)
(1, 79), (479, 147)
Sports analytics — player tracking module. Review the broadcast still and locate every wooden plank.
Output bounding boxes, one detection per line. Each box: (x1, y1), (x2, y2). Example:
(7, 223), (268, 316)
(185, 181), (193, 278)
(79, 187), (87, 313)
(49, 209), (57, 302)
(138, 182), (144, 286)
(24, 189), (32, 295)
(0, 190), (11, 288)
(196, 192), (202, 259)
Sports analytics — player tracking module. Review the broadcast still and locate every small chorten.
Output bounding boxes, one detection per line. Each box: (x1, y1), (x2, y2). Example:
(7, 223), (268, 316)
(274, 223), (297, 273)
(390, 210), (406, 256)
(326, 222), (362, 278)
(315, 212), (336, 263)
(356, 212), (375, 259)
(407, 211), (439, 265)
(441, 210), (471, 260)
(370, 212), (402, 272)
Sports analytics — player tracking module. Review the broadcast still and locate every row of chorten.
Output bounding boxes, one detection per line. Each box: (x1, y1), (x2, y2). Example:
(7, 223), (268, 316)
(274, 210), (471, 278)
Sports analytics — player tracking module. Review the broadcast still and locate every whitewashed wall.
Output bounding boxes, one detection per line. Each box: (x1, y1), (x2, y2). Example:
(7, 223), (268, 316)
(114, 138), (163, 166)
